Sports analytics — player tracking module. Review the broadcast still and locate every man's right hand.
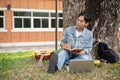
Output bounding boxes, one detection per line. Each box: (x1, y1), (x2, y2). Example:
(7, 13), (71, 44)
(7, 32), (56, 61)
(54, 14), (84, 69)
(61, 43), (71, 50)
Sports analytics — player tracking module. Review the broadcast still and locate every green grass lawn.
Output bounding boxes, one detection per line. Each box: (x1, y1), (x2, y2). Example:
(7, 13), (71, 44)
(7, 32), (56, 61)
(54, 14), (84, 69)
(0, 51), (120, 80)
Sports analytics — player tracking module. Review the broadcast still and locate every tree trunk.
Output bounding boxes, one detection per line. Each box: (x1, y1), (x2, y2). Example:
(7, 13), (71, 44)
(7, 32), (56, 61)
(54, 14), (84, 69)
(63, 0), (85, 30)
(63, 0), (120, 57)
(85, 0), (120, 51)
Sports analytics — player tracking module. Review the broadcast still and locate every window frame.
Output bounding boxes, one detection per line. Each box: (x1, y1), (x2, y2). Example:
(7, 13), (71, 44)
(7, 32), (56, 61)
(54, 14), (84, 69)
(12, 9), (63, 32)
(0, 9), (7, 32)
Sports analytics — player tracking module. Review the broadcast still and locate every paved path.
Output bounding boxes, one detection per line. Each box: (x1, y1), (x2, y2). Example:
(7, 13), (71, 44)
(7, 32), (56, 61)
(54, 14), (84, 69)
(0, 45), (60, 53)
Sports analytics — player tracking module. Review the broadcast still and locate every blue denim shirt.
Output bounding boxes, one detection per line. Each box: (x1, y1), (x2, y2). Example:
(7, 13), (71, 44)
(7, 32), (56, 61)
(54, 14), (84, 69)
(60, 26), (93, 54)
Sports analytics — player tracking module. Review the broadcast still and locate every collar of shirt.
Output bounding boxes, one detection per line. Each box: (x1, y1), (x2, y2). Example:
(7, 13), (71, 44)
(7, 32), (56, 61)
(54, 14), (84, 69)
(71, 26), (86, 38)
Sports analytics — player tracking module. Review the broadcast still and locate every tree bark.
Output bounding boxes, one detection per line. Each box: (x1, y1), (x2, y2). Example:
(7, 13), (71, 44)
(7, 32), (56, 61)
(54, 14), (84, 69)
(86, 0), (120, 50)
(63, 0), (120, 57)
(63, 0), (85, 30)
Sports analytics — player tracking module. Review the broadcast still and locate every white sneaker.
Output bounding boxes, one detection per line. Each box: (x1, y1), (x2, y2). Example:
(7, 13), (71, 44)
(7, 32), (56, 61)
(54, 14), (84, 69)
(65, 65), (69, 72)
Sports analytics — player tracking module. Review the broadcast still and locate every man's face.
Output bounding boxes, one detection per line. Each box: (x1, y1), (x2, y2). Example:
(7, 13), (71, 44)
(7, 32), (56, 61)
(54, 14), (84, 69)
(76, 16), (88, 29)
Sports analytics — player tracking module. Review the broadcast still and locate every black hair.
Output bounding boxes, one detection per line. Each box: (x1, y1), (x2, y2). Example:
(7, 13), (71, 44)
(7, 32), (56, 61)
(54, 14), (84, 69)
(78, 12), (91, 23)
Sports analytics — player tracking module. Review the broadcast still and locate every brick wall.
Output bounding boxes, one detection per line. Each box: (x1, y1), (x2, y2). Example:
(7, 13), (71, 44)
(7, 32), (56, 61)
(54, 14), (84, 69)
(0, 0), (63, 43)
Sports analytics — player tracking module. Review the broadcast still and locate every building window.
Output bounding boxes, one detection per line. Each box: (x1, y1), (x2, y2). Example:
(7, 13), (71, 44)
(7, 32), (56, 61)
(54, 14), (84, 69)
(33, 12), (49, 17)
(14, 12), (31, 28)
(14, 12), (31, 16)
(34, 19), (41, 28)
(24, 18), (31, 28)
(14, 18), (22, 28)
(51, 19), (56, 28)
(50, 13), (63, 28)
(0, 11), (4, 28)
(33, 12), (49, 28)
(42, 19), (48, 28)
(13, 11), (63, 31)
(59, 19), (63, 28)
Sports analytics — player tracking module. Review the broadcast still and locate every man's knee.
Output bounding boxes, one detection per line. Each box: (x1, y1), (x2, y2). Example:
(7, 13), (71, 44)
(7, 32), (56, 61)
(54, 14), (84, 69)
(58, 49), (68, 57)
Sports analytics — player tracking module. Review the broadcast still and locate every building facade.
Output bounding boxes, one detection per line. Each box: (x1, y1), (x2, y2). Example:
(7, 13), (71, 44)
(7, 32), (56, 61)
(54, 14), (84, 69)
(0, 0), (63, 46)
(0, 0), (120, 48)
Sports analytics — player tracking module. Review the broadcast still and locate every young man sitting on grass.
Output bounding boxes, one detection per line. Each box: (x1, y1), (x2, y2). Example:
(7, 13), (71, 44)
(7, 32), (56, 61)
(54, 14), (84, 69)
(48, 12), (93, 73)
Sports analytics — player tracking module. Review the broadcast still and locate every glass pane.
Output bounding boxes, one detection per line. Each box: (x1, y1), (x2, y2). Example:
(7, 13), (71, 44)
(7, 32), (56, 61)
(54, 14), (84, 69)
(51, 13), (55, 17)
(34, 19), (41, 28)
(51, 13), (63, 17)
(59, 13), (63, 17)
(59, 19), (63, 28)
(14, 18), (22, 28)
(24, 18), (31, 28)
(33, 12), (49, 17)
(42, 19), (48, 28)
(51, 19), (55, 28)
(14, 12), (31, 16)
(0, 18), (3, 28)
(0, 11), (4, 16)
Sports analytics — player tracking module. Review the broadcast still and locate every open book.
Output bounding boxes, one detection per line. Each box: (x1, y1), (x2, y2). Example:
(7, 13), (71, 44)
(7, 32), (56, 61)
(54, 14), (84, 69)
(64, 48), (83, 54)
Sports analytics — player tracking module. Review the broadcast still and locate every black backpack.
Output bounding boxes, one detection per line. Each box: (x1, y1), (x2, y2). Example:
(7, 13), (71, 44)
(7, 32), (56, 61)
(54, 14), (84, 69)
(98, 42), (119, 63)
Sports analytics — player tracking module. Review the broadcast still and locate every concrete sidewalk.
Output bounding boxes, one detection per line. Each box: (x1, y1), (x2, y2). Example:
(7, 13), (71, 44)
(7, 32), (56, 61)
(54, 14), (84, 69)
(0, 45), (60, 53)
(0, 42), (61, 52)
